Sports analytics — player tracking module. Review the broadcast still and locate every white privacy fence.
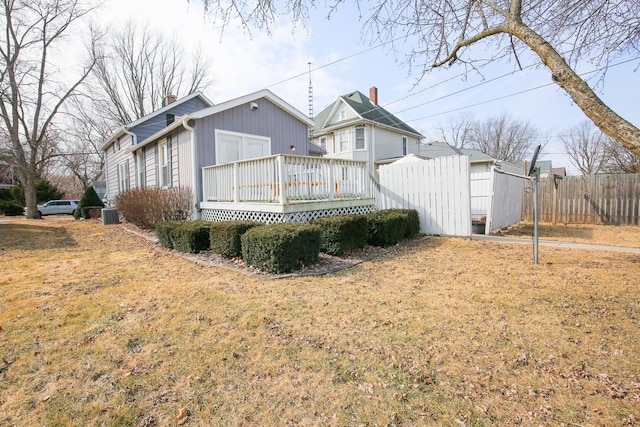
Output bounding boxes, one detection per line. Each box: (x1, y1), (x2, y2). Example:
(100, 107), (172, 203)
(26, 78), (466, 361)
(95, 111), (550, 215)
(487, 163), (525, 232)
(378, 156), (472, 236)
(377, 156), (523, 236)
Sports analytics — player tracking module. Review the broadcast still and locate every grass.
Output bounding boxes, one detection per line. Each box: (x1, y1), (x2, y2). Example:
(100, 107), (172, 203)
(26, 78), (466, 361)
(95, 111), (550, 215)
(1, 216), (639, 426)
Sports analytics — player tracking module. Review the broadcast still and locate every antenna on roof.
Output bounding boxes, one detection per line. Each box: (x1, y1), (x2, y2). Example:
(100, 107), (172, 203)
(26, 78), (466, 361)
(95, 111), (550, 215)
(308, 62), (313, 118)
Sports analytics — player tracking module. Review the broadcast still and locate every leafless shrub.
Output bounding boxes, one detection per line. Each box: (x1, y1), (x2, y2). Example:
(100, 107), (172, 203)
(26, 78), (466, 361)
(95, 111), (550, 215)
(115, 187), (194, 230)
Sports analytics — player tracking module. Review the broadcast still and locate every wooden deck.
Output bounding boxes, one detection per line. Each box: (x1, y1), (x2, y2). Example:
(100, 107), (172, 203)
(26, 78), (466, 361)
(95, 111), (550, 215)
(200, 154), (378, 223)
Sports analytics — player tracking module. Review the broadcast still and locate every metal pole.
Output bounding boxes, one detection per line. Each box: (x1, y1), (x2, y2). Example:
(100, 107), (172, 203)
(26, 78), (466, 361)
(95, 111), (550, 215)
(533, 167), (539, 264)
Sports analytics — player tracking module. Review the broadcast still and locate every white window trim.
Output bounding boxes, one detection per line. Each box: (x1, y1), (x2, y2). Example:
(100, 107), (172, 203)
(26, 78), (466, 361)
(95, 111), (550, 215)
(136, 149), (145, 188)
(159, 140), (170, 188)
(355, 127), (365, 151)
(117, 160), (129, 193)
(339, 131), (349, 153)
(214, 129), (271, 164)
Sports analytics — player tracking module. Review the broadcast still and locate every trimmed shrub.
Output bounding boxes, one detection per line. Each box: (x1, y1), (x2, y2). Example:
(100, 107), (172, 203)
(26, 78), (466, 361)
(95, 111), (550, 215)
(156, 221), (185, 249)
(115, 187), (193, 230)
(313, 214), (368, 256)
(366, 210), (407, 247)
(75, 186), (104, 219)
(210, 220), (261, 258)
(387, 208), (421, 238)
(241, 223), (321, 274)
(170, 220), (211, 253)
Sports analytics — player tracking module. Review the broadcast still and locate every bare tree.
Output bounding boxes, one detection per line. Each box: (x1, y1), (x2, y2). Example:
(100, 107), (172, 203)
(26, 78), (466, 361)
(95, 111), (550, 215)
(0, 0), (98, 218)
(605, 143), (640, 174)
(59, 99), (109, 189)
(197, 0), (640, 157)
(90, 21), (212, 124)
(469, 114), (539, 163)
(561, 122), (613, 175)
(437, 113), (474, 148)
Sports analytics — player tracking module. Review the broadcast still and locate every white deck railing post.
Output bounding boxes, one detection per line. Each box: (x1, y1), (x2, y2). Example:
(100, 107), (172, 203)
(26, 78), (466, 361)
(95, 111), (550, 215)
(277, 155), (287, 205)
(328, 159), (335, 201)
(233, 162), (239, 203)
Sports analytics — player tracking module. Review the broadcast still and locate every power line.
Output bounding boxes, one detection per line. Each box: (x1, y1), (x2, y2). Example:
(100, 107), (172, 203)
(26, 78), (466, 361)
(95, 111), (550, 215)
(403, 55), (640, 124)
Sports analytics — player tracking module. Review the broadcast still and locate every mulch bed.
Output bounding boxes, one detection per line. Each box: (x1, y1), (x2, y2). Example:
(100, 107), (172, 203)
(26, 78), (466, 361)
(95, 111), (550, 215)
(120, 221), (429, 278)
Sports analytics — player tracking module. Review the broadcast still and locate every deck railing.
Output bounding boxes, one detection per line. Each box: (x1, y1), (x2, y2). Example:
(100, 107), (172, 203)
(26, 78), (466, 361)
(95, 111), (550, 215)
(202, 154), (376, 204)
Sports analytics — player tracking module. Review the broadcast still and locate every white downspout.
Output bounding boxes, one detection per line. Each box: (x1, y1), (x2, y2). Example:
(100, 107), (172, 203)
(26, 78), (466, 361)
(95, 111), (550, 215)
(181, 116), (199, 220)
(122, 126), (137, 146)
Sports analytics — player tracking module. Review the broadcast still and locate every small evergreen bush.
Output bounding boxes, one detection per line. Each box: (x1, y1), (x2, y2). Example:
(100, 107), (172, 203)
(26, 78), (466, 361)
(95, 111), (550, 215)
(210, 220), (261, 258)
(241, 223), (321, 274)
(75, 186), (105, 219)
(0, 201), (24, 216)
(170, 220), (211, 253)
(115, 187), (193, 230)
(313, 214), (368, 255)
(366, 210), (407, 247)
(156, 221), (185, 249)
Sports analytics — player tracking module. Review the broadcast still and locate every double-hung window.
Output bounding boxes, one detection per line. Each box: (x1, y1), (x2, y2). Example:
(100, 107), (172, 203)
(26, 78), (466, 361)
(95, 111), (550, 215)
(355, 127), (365, 150)
(117, 161), (130, 192)
(339, 131), (349, 152)
(159, 139), (170, 188)
(136, 148), (146, 188)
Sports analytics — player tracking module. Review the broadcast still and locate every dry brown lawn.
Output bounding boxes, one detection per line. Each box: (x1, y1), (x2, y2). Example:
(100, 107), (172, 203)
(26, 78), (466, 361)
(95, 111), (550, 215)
(1, 216), (639, 426)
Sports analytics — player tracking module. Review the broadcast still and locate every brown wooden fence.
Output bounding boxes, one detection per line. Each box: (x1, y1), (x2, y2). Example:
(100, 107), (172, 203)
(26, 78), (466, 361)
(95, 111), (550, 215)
(522, 174), (640, 225)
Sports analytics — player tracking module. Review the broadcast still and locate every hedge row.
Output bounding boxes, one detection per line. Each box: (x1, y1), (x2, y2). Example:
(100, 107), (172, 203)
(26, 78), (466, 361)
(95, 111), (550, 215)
(154, 209), (420, 273)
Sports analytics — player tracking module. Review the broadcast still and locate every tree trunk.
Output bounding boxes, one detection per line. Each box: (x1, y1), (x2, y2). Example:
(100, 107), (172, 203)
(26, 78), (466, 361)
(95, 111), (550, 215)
(24, 173), (39, 219)
(510, 24), (640, 158)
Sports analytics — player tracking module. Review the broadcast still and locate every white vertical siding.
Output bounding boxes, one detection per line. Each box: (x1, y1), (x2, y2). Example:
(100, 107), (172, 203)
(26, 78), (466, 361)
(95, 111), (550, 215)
(378, 155), (471, 236)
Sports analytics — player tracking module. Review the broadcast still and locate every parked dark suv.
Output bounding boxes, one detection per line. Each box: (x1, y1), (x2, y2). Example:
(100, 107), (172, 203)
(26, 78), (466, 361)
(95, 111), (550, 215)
(36, 200), (79, 216)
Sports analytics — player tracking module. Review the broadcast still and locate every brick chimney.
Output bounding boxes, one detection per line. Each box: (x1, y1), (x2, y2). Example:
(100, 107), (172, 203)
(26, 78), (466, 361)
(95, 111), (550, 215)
(163, 94), (177, 107)
(369, 86), (378, 106)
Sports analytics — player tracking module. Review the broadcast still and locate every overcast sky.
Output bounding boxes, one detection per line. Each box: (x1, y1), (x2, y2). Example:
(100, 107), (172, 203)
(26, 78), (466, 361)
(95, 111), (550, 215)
(96, 0), (640, 174)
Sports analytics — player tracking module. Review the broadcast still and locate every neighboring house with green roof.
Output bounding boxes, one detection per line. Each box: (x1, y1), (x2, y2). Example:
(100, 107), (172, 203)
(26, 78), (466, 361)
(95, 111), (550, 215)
(310, 87), (423, 173)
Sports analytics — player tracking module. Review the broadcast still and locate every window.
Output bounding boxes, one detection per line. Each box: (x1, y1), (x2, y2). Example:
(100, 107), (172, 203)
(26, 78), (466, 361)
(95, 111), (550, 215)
(319, 136), (326, 150)
(136, 148), (146, 188)
(339, 131), (349, 152)
(117, 160), (130, 192)
(159, 140), (170, 188)
(402, 136), (408, 155)
(215, 129), (271, 164)
(166, 113), (175, 126)
(340, 110), (347, 121)
(355, 127), (365, 150)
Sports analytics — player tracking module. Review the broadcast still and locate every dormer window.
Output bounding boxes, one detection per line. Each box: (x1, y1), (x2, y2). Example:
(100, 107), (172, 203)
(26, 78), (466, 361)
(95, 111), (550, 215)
(166, 113), (175, 126)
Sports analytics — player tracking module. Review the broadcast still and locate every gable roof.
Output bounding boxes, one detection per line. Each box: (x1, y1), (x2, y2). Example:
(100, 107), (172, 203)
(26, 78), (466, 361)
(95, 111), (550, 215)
(190, 89), (314, 126)
(130, 89), (314, 152)
(312, 90), (423, 138)
(101, 92), (214, 151)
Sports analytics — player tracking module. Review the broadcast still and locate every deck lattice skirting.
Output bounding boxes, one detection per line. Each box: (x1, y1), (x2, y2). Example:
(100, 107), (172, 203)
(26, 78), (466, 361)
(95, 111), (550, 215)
(201, 203), (375, 224)
(200, 154), (379, 223)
